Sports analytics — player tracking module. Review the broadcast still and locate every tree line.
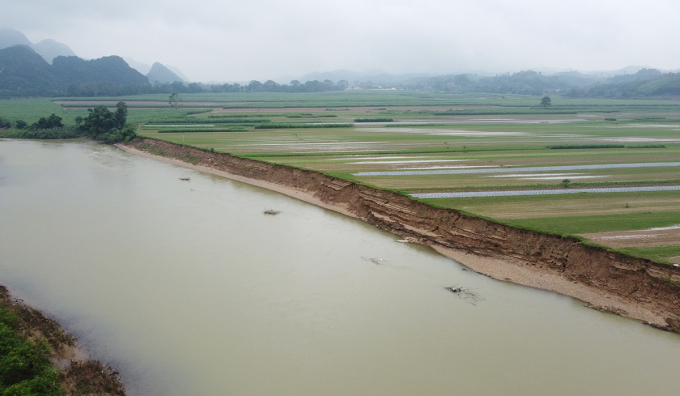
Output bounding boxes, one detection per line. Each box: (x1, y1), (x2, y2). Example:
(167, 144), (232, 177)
(0, 102), (136, 143)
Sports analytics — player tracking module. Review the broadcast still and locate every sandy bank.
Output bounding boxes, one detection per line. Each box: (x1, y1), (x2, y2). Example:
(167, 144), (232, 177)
(117, 139), (680, 331)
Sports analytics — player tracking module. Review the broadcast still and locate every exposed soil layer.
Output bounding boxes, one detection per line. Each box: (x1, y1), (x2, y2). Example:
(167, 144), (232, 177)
(0, 286), (126, 396)
(123, 137), (680, 332)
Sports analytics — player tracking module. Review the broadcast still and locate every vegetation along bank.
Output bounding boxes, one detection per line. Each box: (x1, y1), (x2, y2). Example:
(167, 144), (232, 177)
(0, 286), (125, 395)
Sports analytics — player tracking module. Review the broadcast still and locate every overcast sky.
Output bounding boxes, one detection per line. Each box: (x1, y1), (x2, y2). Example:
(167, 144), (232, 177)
(2, 0), (680, 82)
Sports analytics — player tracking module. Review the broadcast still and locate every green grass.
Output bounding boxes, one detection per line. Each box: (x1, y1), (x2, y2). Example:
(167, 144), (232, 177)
(619, 245), (680, 265)
(500, 212), (680, 235)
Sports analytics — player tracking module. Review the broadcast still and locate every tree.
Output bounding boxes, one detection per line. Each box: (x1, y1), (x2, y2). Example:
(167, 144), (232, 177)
(33, 114), (63, 130)
(15, 120), (27, 129)
(78, 101), (135, 143)
(169, 93), (180, 109)
(114, 101), (127, 129)
(561, 179), (571, 188)
(540, 96), (551, 108)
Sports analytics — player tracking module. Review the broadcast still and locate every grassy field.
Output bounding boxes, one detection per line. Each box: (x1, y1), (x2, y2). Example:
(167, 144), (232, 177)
(2, 91), (679, 263)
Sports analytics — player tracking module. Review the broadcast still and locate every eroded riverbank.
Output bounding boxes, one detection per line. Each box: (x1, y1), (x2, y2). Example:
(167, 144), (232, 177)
(120, 138), (680, 330)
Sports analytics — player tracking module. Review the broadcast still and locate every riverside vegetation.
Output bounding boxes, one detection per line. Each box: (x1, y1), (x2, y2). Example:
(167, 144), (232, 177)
(0, 101), (135, 143)
(0, 287), (125, 395)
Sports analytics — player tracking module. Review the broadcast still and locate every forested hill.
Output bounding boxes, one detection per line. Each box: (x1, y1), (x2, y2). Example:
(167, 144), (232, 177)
(381, 69), (680, 98)
(0, 45), (149, 97)
(564, 70), (680, 98)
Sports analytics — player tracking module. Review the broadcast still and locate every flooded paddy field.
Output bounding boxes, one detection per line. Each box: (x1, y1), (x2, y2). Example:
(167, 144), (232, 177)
(2, 139), (680, 395)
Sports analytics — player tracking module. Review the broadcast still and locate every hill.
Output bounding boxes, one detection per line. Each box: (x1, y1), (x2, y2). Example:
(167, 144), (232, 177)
(565, 69), (680, 98)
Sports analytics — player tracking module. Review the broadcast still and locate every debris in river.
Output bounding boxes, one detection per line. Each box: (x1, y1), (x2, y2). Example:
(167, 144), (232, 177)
(361, 257), (385, 265)
(179, 177), (190, 181)
(445, 285), (482, 305)
(264, 209), (281, 215)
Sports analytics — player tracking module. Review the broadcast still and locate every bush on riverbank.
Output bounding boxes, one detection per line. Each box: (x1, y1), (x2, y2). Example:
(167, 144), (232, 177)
(0, 308), (62, 395)
(0, 126), (82, 140)
(77, 102), (136, 143)
(0, 286), (126, 395)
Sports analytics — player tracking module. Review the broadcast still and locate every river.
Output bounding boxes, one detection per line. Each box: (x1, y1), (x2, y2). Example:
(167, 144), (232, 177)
(1, 139), (679, 395)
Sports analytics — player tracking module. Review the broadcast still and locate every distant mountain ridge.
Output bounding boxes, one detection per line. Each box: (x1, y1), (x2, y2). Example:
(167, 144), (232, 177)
(0, 27), (75, 63)
(297, 69), (431, 84)
(0, 45), (149, 97)
(292, 67), (680, 98)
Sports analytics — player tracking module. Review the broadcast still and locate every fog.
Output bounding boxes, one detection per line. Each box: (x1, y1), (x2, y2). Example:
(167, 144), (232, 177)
(2, 0), (679, 82)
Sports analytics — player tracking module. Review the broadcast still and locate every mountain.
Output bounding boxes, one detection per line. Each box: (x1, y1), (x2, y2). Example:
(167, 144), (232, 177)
(146, 62), (184, 83)
(0, 45), (54, 96)
(33, 39), (76, 63)
(0, 45), (149, 97)
(0, 27), (32, 49)
(165, 65), (189, 82)
(124, 57), (152, 75)
(53, 55), (149, 85)
(0, 27), (76, 63)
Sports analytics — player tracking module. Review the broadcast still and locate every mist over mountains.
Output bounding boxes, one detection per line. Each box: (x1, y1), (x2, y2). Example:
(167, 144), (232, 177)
(146, 63), (185, 84)
(0, 27), (75, 64)
(1, 27), (679, 99)
(0, 28), (187, 88)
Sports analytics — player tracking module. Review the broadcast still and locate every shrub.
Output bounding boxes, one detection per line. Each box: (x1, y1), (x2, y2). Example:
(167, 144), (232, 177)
(0, 308), (61, 395)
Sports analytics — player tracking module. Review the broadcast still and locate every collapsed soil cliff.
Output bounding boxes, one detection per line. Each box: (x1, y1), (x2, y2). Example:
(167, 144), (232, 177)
(126, 138), (680, 332)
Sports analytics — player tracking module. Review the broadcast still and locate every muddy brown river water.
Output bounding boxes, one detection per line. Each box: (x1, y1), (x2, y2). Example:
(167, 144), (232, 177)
(1, 139), (680, 395)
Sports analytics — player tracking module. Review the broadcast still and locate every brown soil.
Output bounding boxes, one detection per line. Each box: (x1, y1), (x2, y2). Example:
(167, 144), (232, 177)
(581, 228), (680, 248)
(0, 286), (126, 395)
(120, 138), (680, 332)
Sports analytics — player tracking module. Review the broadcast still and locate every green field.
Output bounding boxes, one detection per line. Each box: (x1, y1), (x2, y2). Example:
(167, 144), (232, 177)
(2, 91), (679, 263)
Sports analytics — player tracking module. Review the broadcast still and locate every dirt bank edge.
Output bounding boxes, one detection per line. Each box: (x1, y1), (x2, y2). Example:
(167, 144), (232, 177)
(119, 138), (680, 332)
(0, 286), (126, 395)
